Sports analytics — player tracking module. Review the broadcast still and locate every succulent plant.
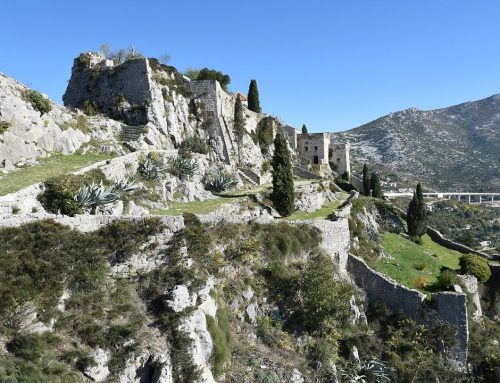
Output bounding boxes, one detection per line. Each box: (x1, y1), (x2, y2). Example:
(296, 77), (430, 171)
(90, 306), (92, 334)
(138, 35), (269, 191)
(138, 157), (166, 180)
(74, 179), (138, 215)
(169, 156), (198, 180)
(204, 169), (238, 192)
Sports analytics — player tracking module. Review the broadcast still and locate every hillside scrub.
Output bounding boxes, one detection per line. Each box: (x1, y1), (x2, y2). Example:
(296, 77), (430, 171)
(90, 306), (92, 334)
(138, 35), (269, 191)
(24, 90), (52, 115)
(459, 254), (491, 283)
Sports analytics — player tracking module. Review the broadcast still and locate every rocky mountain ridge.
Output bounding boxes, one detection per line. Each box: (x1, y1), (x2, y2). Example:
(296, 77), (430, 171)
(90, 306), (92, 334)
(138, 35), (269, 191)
(331, 94), (500, 192)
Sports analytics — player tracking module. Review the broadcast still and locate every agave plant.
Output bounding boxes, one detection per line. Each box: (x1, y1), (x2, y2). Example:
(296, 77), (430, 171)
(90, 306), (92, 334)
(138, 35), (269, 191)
(340, 358), (394, 383)
(138, 157), (166, 180)
(204, 169), (238, 192)
(110, 179), (139, 193)
(74, 179), (138, 215)
(169, 156), (198, 180)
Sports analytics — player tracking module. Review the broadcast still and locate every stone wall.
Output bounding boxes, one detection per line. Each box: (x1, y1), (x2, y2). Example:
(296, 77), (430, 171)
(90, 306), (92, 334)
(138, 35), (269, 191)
(347, 253), (469, 367)
(0, 212), (184, 233)
(348, 254), (425, 318)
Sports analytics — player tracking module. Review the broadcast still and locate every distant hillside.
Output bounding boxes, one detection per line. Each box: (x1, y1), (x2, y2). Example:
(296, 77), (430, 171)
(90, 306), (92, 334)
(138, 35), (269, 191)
(332, 95), (500, 191)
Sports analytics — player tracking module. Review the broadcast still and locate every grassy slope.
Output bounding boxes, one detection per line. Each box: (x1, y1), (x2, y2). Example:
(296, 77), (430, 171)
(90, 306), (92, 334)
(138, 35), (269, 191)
(0, 153), (112, 196)
(150, 197), (244, 216)
(375, 232), (463, 292)
(285, 192), (347, 221)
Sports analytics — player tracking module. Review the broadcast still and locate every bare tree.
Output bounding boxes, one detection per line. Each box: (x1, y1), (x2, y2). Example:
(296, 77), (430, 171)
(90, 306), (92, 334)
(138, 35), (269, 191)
(159, 54), (171, 65)
(99, 44), (112, 58)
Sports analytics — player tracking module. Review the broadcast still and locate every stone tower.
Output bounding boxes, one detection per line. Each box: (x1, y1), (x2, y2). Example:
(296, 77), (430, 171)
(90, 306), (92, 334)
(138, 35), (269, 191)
(330, 143), (350, 177)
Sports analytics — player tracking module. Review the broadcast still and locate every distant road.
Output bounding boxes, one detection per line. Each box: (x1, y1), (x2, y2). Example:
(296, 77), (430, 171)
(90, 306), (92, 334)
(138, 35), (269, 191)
(385, 192), (500, 204)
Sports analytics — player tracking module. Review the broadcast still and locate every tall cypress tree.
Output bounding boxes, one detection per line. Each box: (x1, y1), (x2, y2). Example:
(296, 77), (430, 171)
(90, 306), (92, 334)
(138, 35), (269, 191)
(247, 79), (261, 113)
(407, 182), (427, 239)
(271, 131), (295, 216)
(362, 164), (370, 196)
(370, 172), (383, 199)
(301, 124), (308, 134)
(233, 96), (245, 142)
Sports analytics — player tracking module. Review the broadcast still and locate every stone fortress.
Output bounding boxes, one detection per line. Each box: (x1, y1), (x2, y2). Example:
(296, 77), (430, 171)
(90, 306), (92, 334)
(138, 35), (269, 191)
(282, 126), (351, 176)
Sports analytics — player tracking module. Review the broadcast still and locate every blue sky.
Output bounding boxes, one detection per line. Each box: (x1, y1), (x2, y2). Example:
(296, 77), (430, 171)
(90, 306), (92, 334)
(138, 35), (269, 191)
(1, 0), (499, 132)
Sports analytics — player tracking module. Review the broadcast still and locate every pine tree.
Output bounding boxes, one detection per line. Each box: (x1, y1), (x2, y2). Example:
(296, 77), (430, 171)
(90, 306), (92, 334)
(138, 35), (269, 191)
(301, 124), (308, 134)
(370, 172), (383, 199)
(233, 96), (245, 142)
(270, 131), (295, 216)
(407, 182), (427, 239)
(362, 163), (370, 196)
(247, 79), (261, 113)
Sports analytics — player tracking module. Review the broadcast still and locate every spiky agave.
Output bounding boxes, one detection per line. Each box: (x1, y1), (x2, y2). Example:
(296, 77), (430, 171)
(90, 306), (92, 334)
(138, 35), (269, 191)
(169, 156), (198, 180)
(204, 169), (238, 192)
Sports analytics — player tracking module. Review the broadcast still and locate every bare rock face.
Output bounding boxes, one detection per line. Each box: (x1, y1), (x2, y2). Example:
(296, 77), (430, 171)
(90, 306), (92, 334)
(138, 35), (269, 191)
(62, 53), (268, 169)
(84, 348), (110, 382)
(0, 73), (88, 165)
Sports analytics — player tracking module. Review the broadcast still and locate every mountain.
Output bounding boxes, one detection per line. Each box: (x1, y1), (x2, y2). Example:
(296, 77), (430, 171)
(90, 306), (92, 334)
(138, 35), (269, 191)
(331, 95), (500, 192)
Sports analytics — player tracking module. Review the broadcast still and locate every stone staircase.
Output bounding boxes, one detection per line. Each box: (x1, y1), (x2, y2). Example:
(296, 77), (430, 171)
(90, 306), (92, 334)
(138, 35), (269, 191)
(237, 169), (259, 186)
(119, 125), (148, 142)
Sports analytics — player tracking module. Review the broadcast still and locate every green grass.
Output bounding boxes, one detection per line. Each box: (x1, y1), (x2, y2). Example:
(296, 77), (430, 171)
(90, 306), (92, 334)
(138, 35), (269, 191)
(0, 153), (112, 196)
(150, 196), (244, 216)
(285, 192), (347, 221)
(375, 232), (463, 292)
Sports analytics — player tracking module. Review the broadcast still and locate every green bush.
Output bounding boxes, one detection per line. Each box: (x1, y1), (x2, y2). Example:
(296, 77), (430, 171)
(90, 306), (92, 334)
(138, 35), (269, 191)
(179, 136), (209, 156)
(436, 269), (460, 290)
(38, 170), (107, 216)
(97, 217), (164, 263)
(7, 334), (47, 362)
(196, 68), (231, 91)
(459, 254), (491, 282)
(301, 253), (353, 334)
(205, 307), (231, 378)
(0, 121), (11, 134)
(24, 90), (52, 115)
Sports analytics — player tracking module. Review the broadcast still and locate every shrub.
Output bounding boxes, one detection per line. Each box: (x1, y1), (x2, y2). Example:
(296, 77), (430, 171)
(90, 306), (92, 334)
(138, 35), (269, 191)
(301, 253), (353, 335)
(412, 276), (429, 289)
(196, 68), (231, 91)
(459, 254), (491, 283)
(24, 90), (52, 115)
(76, 114), (90, 133)
(436, 269), (460, 290)
(7, 334), (47, 361)
(205, 307), (231, 378)
(169, 156), (198, 180)
(38, 171), (107, 216)
(179, 136), (209, 156)
(82, 100), (98, 116)
(0, 121), (11, 134)
(97, 217), (164, 263)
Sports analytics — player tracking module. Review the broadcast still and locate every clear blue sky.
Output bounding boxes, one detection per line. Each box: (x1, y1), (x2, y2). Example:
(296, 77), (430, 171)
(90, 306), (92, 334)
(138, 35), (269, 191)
(1, 1), (499, 132)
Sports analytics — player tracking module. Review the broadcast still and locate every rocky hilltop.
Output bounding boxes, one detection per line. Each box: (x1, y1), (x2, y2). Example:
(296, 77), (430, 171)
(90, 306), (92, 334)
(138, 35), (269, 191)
(331, 95), (500, 191)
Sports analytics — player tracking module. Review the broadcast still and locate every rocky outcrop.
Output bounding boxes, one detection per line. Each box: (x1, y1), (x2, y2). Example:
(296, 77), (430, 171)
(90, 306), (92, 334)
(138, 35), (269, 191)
(63, 53), (268, 170)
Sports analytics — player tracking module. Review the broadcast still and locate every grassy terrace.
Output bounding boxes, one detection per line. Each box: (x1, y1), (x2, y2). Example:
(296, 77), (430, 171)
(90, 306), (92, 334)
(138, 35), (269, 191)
(0, 153), (112, 196)
(375, 232), (463, 292)
(285, 191), (348, 221)
(150, 196), (245, 216)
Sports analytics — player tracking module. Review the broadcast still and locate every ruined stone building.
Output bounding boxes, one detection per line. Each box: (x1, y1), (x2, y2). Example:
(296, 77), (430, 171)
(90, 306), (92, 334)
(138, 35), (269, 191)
(282, 125), (350, 176)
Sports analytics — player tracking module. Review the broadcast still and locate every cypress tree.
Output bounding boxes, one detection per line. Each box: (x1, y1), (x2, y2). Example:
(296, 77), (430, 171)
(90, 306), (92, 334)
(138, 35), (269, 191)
(362, 164), (370, 196)
(370, 172), (383, 199)
(301, 124), (308, 134)
(270, 131), (295, 216)
(233, 96), (245, 142)
(407, 182), (427, 239)
(247, 79), (261, 113)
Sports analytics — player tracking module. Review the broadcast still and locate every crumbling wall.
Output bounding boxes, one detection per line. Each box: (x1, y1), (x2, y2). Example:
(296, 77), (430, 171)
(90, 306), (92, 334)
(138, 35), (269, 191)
(347, 253), (469, 367)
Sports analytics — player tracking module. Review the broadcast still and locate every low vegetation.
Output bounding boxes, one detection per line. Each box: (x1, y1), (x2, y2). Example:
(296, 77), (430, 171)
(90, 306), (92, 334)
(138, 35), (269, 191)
(0, 121), (11, 134)
(23, 90), (52, 115)
(459, 254), (491, 283)
(0, 153), (112, 197)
